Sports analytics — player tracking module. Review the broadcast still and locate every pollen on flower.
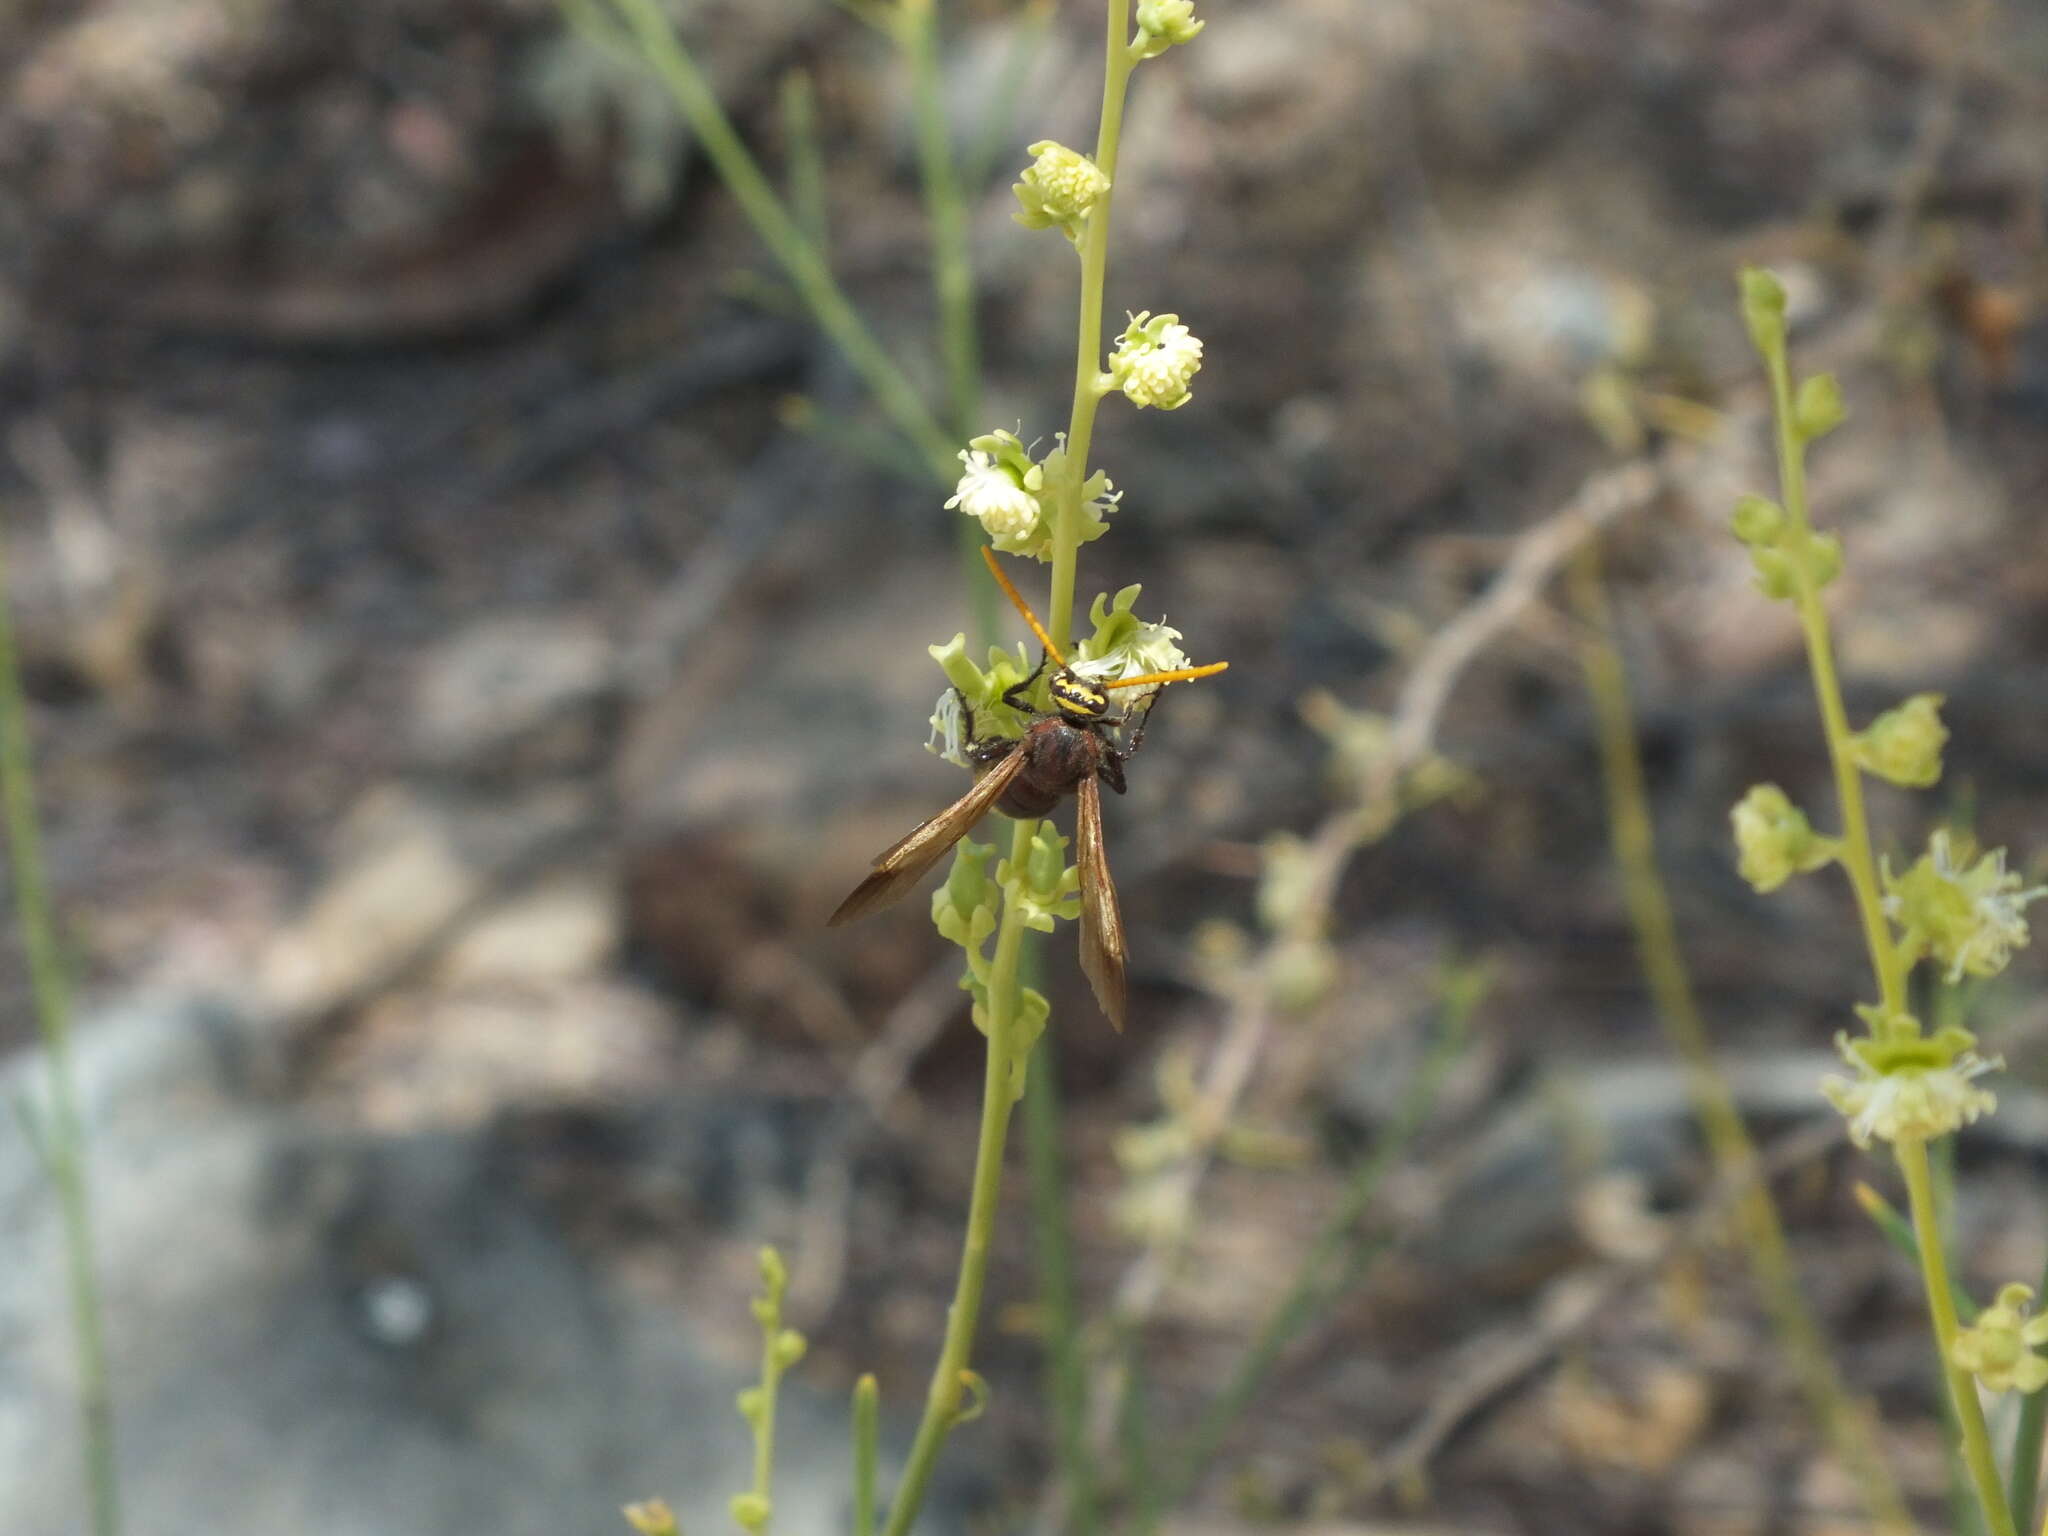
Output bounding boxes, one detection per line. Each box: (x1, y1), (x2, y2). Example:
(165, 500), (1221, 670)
(1821, 1028), (2000, 1148)
(1108, 311), (1204, 410)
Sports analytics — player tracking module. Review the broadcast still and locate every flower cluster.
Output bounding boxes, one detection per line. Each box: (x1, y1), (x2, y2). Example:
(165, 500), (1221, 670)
(1012, 140), (1111, 245)
(1133, 0), (1204, 59)
(1104, 310), (1204, 410)
(1952, 1283), (2048, 1395)
(1851, 693), (1947, 788)
(1821, 1024), (2000, 1149)
(1069, 583), (1190, 690)
(1885, 830), (2047, 983)
(1730, 491), (1842, 602)
(1730, 783), (1837, 893)
(947, 429), (1120, 560)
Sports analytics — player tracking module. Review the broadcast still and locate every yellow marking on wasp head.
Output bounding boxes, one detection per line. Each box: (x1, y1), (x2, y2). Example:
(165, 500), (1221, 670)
(1050, 672), (1109, 720)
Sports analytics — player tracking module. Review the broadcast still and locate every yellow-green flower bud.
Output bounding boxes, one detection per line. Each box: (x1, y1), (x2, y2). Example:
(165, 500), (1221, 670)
(1951, 1283), (2048, 1394)
(937, 835), (991, 933)
(1133, 0), (1204, 58)
(1013, 140), (1110, 242)
(1822, 1024), (1999, 1148)
(1748, 530), (1841, 601)
(730, 1492), (772, 1533)
(1884, 831), (2046, 982)
(1106, 310), (1204, 410)
(757, 1246), (787, 1297)
(1730, 494), (1788, 547)
(1731, 783), (1836, 892)
(1739, 266), (1787, 356)
(1794, 373), (1847, 439)
(774, 1329), (807, 1369)
(1851, 693), (1946, 788)
(736, 1386), (765, 1424)
(999, 826), (1081, 933)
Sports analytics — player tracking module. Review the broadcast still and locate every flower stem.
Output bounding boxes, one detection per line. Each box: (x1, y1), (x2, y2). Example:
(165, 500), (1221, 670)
(1049, 0), (1136, 653)
(0, 531), (119, 1536)
(879, 819), (1034, 1536)
(1758, 343), (1909, 1019)
(1900, 1137), (2017, 1536)
(1572, 539), (1912, 1534)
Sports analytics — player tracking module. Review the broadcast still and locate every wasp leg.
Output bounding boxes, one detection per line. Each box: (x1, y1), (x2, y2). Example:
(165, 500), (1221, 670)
(1000, 654), (1051, 714)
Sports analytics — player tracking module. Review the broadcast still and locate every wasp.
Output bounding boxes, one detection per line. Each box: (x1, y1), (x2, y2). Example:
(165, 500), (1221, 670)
(829, 546), (1226, 1031)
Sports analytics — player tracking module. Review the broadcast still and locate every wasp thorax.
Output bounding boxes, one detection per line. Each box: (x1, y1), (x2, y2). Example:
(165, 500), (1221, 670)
(1049, 672), (1109, 721)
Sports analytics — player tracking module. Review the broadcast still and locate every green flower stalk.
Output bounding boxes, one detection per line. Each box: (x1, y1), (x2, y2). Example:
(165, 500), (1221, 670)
(877, 6), (1218, 1533)
(1732, 266), (2023, 1536)
(731, 1248), (807, 1534)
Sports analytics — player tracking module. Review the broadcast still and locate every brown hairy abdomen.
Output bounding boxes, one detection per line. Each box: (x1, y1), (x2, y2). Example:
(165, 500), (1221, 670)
(997, 721), (1101, 818)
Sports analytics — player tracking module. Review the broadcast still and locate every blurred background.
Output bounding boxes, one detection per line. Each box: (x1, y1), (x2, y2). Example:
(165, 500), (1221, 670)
(4, 0), (2048, 1532)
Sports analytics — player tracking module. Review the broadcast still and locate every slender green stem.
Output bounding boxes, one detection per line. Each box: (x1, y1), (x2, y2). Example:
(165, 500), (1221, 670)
(902, 0), (980, 442)
(886, 11), (1142, 1529)
(1759, 345), (1908, 1018)
(1048, 1), (1136, 653)
(1023, 1033), (1097, 1532)
(1570, 540), (1912, 1534)
(1754, 315), (2000, 1531)
(778, 70), (830, 253)
(0, 533), (119, 1536)
(1901, 1139), (2017, 1536)
(853, 1374), (880, 1536)
(604, 0), (957, 482)
(880, 820), (1034, 1536)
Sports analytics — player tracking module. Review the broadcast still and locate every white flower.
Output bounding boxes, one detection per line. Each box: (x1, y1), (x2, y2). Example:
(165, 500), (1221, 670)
(1107, 311), (1204, 410)
(1073, 614), (1188, 687)
(1821, 1027), (2000, 1148)
(946, 451), (1041, 540)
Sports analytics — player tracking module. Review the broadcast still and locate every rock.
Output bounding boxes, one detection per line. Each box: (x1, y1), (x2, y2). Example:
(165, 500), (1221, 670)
(0, 991), (929, 1535)
(407, 616), (614, 775)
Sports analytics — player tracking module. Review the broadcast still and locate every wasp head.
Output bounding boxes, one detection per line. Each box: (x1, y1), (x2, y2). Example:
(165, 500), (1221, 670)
(1048, 669), (1110, 724)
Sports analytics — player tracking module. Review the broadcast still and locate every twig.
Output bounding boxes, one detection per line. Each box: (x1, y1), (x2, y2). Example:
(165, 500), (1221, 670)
(1097, 453), (1670, 1362)
(1368, 1118), (1846, 1501)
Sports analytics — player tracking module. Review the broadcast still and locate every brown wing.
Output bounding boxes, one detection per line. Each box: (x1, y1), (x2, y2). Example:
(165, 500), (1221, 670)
(1074, 771), (1127, 1031)
(828, 750), (1028, 926)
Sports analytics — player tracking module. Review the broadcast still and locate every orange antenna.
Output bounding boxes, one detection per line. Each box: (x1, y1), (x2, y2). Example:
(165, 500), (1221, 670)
(981, 545), (1229, 691)
(1102, 661), (1230, 690)
(980, 544), (1069, 668)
